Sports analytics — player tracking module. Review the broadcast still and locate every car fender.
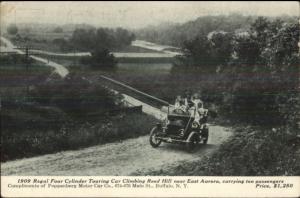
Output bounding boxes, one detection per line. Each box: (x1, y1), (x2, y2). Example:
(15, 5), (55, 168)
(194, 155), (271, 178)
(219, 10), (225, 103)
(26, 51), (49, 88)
(186, 131), (200, 143)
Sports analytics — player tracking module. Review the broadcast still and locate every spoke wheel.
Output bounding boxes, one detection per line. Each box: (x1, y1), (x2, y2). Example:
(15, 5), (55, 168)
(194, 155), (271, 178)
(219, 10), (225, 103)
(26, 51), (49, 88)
(149, 126), (162, 148)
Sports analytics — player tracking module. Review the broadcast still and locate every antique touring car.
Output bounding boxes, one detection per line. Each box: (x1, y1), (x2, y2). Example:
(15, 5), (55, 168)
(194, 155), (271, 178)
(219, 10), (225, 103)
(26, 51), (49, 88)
(149, 102), (209, 152)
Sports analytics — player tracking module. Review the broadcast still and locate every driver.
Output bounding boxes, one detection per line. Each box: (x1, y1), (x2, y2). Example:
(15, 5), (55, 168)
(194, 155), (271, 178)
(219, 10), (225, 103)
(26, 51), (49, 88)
(183, 91), (193, 109)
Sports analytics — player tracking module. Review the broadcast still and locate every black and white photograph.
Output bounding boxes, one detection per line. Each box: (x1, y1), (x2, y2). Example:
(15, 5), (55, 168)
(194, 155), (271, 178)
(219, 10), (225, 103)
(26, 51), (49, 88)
(0, 2), (299, 195)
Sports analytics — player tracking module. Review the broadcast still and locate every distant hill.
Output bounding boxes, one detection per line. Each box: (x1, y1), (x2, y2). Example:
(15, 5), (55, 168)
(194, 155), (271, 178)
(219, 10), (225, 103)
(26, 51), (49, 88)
(61, 23), (96, 32)
(10, 23), (95, 33)
(135, 14), (298, 47)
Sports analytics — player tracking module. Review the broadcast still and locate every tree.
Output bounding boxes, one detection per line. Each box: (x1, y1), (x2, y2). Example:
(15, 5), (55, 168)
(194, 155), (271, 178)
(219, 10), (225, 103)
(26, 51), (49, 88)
(229, 18), (300, 125)
(175, 32), (233, 73)
(70, 27), (135, 52)
(7, 24), (18, 35)
(70, 28), (96, 51)
(233, 35), (261, 67)
(182, 35), (211, 67)
(208, 31), (233, 66)
(272, 23), (299, 68)
(94, 28), (114, 50)
(80, 49), (117, 70)
(115, 28), (136, 48)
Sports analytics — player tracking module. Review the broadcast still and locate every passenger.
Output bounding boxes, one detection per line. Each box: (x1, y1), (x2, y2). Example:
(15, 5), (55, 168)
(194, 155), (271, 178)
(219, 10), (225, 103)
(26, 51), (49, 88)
(191, 93), (203, 109)
(185, 93), (199, 114)
(174, 95), (187, 114)
(183, 91), (193, 109)
(174, 95), (183, 108)
(198, 107), (208, 125)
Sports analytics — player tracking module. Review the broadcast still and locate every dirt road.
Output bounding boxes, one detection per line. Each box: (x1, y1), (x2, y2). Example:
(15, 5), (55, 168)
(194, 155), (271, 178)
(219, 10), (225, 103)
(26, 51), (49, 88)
(30, 49), (175, 58)
(0, 36), (69, 77)
(1, 125), (232, 176)
(132, 40), (182, 56)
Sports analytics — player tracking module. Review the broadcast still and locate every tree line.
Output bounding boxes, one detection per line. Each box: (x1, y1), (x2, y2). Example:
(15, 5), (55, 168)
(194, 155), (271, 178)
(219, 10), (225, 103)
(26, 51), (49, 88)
(136, 14), (297, 47)
(70, 27), (135, 51)
(54, 27), (135, 69)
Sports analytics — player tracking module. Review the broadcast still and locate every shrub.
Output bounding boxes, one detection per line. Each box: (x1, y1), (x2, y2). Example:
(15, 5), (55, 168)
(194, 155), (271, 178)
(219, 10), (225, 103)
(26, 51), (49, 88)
(29, 74), (121, 120)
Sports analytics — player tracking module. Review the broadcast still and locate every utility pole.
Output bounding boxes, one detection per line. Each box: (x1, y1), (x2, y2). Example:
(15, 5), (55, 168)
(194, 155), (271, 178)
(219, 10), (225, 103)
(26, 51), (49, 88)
(14, 45), (38, 101)
(25, 46), (29, 96)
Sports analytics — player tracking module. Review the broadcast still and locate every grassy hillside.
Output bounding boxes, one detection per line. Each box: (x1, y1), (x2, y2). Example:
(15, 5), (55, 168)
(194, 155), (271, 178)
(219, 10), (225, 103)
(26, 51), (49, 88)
(1, 55), (158, 162)
(133, 125), (300, 176)
(2, 104), (156, 162)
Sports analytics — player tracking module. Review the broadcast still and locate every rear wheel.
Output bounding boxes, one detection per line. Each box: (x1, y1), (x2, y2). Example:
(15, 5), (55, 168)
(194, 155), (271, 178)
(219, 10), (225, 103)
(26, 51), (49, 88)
(149, 126), (162, 148)
(186, 132), (199, 152)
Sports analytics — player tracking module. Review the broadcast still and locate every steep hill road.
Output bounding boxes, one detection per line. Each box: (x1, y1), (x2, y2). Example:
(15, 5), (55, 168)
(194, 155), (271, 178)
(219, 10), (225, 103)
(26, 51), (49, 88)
(1, 125), (232, 176)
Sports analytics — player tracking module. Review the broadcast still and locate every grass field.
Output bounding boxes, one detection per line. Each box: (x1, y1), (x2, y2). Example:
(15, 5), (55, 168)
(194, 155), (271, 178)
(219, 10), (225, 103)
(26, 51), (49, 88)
(6, 32), (71, 52)
(36, 53), (222, 109)
(0, 55), (53, 101)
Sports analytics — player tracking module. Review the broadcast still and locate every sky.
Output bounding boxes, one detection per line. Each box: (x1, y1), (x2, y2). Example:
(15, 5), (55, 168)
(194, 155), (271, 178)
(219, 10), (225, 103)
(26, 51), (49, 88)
(1, 1), (299, 29)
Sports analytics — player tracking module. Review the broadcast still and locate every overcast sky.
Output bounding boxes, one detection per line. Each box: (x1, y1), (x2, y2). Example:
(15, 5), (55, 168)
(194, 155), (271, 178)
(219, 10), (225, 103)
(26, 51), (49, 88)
(1, 1), (299, 29)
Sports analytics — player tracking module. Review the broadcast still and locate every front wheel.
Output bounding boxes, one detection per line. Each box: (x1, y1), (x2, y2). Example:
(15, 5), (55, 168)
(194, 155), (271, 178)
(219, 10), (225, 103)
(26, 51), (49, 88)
(149, 126), (162, 148)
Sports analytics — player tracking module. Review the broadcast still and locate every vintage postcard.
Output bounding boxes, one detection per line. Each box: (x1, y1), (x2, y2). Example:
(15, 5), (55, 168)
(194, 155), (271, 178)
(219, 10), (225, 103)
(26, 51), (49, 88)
(0, 1), (299, 197)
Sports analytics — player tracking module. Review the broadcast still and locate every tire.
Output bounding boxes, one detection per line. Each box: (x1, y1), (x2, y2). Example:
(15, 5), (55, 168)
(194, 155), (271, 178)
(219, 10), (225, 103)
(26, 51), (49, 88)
(202, 128), (209, 144)
(149, 126), (162, 148)
(186, 132), (199, 152)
